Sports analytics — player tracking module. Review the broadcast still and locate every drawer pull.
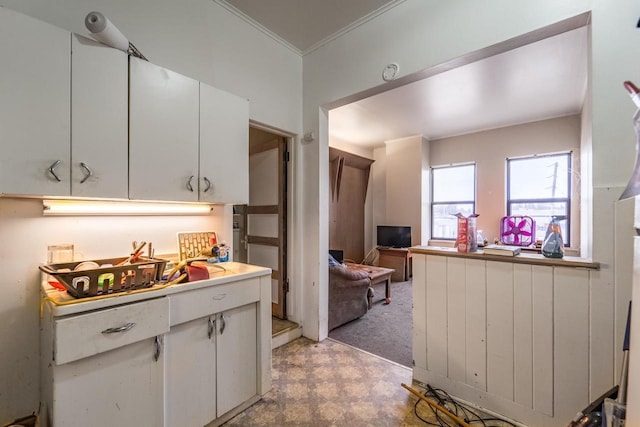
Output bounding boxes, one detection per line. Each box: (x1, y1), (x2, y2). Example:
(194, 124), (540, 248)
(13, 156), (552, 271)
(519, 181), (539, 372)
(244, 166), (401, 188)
(101, 322), (136, 334)
(212, 293), (227, 301)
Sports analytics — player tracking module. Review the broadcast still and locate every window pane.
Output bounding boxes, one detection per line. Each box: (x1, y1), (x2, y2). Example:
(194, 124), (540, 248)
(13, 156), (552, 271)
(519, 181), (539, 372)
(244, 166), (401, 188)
(509, 154), (569, 199)
(433, 165), (475, 202)
(432, 203), (474, 239)
(509, 201), (568, 242)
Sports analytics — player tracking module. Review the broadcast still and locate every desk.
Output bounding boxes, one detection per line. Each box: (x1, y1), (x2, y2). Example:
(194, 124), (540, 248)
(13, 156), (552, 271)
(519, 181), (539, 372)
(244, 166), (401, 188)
(378, 247), (412, 282)
(345, 263), (394, 306)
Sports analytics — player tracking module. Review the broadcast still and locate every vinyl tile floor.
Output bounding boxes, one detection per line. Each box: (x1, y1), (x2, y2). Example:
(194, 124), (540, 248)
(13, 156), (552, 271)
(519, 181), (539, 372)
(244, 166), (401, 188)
(223, 337), (516, 427)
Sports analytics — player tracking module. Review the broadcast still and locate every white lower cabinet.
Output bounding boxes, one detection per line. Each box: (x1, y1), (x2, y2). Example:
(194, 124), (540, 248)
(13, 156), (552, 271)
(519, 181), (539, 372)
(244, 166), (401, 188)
(166, 304), (257, 426)
(41, 297), (169, 427)
(41, 267), (271, 427)
(165, 316), (217, 427)
(51, 337), (165, 427)
(215, 303), (258, 416)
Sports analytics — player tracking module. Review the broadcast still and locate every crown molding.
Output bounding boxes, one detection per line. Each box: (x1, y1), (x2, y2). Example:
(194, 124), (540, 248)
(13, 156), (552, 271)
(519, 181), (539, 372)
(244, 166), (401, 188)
(214, 0), (302, 55)
(303, 0), (406, 56)
(214, 0), (407, 57)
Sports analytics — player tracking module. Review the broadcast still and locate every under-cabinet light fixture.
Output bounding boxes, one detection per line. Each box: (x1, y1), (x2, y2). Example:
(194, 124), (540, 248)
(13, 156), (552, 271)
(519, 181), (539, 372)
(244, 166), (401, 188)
(43, 200), (213, 216)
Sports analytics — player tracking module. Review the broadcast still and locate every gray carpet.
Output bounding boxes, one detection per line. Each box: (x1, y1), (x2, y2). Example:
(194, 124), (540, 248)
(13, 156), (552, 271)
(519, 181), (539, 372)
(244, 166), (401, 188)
(328, 278), (412, 367)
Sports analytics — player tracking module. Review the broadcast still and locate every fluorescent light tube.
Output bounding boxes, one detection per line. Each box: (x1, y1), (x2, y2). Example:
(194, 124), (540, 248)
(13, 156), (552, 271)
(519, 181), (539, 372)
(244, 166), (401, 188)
(43, 200), (213, 216)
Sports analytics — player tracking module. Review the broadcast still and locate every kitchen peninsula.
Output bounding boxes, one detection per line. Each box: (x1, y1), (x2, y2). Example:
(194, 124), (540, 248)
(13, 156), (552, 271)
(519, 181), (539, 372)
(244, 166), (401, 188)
(410, 246), (599, 427)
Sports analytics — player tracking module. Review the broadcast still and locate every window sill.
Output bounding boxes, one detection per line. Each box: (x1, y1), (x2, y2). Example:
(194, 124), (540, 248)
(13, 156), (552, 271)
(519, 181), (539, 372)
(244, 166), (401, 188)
(426, 240), (581, 257)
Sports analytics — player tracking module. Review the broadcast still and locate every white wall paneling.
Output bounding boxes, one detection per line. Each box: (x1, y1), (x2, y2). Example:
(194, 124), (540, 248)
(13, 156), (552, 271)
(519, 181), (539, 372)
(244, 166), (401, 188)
(532, 266), (554, 416)
(446, 257), (466, 383)
(412, 254), (427, 372)
(413, 253), (598, 426)
(465, 259), (487, 391)
(425, 254), (448, 376)
(486, 261), (515, 402)
(513, 263), (533, 408)
(553, 267), (590, 422)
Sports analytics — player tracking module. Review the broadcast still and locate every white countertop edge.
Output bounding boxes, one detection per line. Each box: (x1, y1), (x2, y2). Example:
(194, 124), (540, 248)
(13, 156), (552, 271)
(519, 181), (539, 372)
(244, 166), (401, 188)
(42, 262), (272, 317)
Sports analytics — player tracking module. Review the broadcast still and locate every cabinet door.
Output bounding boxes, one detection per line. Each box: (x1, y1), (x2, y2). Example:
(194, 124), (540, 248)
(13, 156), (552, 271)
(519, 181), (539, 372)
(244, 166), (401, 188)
(71, 35), (128, 198)
(0, 7), (70, 196)
(217, 303), (257, 416)
(52, 337), (164, 427)
(200, 83), (249, 203)
(129, 57), (199, 201)
(165, 316), (217, 427)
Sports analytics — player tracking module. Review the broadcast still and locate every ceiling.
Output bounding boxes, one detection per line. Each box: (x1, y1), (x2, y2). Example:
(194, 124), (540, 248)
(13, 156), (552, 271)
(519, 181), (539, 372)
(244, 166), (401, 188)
(223, 0), (397, 53)
(220, 1), (588, 150)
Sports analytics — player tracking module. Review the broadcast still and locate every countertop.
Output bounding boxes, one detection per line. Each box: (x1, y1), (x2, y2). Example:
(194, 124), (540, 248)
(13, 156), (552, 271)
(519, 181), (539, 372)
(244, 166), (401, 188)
(41, 261), (271, 317)
(409, 245), (600, 269)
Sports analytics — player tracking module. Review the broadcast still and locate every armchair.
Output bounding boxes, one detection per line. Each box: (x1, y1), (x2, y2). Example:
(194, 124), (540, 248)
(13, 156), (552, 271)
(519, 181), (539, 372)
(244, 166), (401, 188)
(328, 264), (371, 330)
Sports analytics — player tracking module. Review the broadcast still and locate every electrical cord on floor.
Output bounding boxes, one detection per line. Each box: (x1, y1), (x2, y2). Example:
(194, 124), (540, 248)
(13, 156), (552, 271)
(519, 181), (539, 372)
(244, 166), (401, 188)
(413, 384), (518, 427)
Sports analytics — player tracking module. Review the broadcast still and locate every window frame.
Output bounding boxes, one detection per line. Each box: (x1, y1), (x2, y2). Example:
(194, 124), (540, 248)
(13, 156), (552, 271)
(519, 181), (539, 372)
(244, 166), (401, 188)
(430, 163), (476, 240)
(506, 151), (572, 245)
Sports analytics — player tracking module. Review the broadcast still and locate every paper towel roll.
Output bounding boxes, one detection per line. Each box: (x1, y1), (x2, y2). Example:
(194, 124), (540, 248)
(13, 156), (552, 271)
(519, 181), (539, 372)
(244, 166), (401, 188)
(84, 11), (129, 53)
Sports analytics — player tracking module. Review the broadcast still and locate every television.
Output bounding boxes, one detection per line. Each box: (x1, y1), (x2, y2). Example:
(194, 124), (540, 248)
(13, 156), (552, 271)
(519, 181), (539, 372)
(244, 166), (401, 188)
(377, 226), (411, 248)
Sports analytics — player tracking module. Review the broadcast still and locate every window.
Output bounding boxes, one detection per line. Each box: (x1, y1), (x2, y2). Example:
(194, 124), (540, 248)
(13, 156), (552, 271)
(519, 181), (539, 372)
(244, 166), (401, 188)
(507, 152), (571, 244)
(431, 164), (476, 239)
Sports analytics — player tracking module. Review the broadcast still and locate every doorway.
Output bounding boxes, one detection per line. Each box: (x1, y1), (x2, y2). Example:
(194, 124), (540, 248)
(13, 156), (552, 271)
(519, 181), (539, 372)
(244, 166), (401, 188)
(236, 127), (289, 321)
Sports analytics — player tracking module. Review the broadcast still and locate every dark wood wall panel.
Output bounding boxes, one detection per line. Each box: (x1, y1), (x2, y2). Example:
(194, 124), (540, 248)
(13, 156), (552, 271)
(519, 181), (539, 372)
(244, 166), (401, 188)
(329, 148), (373, 264)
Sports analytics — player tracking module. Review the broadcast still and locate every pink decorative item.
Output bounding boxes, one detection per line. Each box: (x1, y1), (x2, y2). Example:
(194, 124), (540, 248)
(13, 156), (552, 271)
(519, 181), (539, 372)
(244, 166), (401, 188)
(500, 216), (535, 246)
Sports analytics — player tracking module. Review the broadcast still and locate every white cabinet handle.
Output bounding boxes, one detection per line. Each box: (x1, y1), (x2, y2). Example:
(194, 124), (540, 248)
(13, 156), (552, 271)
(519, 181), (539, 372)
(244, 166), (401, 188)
(207, 316), (215, 340)
(79, 162), (93, 184)
(48, 160), (62, 182)
(187, 175), (195, 192)
(203, 177), (212, 193)
(219, 313), (226, 335)
(101, 322), (136, 334)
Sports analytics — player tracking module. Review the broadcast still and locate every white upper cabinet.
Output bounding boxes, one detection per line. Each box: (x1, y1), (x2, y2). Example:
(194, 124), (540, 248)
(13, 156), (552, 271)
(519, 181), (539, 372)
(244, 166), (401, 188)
(0, 7), (70, 196)
(129, 57), (199, 202)
(0, 7), (248, 203)
(71, 35), (128, 198)
(200, 83), (249, 204)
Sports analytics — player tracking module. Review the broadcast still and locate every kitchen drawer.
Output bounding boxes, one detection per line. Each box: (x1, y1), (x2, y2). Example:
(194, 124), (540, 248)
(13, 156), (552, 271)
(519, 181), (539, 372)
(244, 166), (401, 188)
(170, 278), (260, 326)
(54, 297), (169, 365)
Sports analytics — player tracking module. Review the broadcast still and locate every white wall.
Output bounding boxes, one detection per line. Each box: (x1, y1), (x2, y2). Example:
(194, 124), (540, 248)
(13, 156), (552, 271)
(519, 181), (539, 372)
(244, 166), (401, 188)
(302, 2), (640, 409)
(0, 2), (303, 422)
(430, 115), (581, 248)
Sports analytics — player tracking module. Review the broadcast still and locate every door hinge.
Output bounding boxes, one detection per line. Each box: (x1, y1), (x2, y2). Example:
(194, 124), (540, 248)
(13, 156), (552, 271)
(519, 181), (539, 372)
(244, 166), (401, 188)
(284, 278), (290, 293)
(284, 150), (290, 162)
